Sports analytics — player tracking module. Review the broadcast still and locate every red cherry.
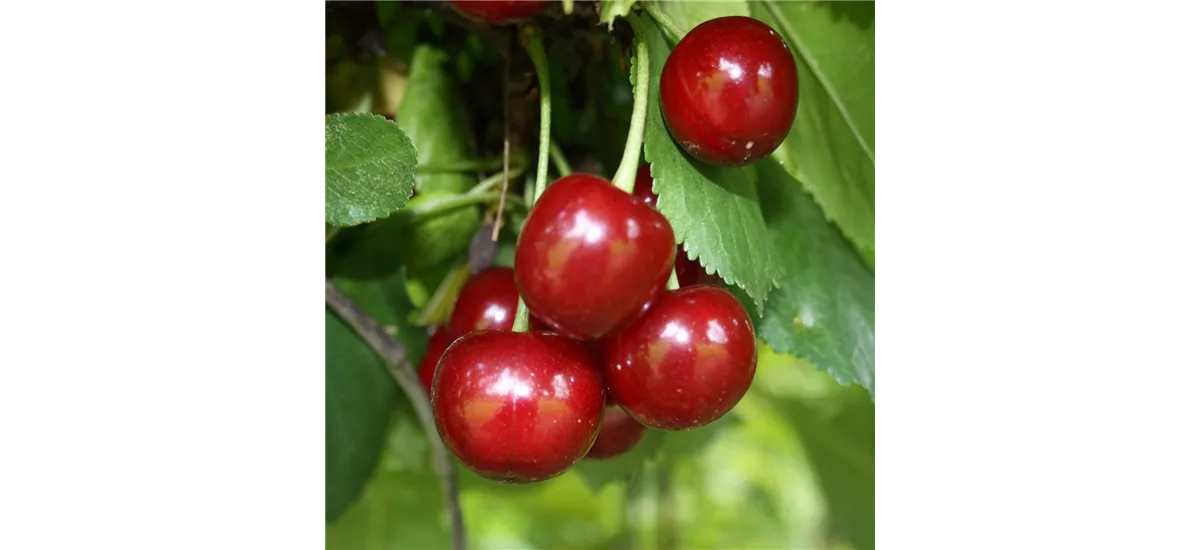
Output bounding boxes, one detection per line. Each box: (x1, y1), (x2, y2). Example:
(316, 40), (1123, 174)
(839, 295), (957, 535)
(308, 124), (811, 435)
(432, 331), (606, 483)
(449, 0), (551, 24)
(603, 285), (757, 430)
(659, 16), (799, 167)
(632, 164), (656, 208)
(515, 174), (676, 340)
(448, 267), (548, 340)
(631, 164), (704, 288)
(585, 405), (648, 460)
(418, 326), (452, 396)
(674, 251), (702, 287)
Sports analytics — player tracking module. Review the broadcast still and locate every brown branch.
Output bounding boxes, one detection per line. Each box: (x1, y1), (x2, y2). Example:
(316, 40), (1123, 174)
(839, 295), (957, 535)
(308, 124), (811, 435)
(325, 281), (466, 550)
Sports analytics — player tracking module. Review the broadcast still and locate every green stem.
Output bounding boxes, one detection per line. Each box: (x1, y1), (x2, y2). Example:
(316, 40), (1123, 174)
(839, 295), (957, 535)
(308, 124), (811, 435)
(612, 14), (650, 194)
(523, 29), (553, 203)
(511, 25), (555, 333)
(643, 2), (684, 44)
(415, 264), (472, 326)
(666, 268), (680, 291)
(467, 165), (527, 196)
(562, 0), (574, 15)
(416, 157), (506, 174)
(408, 192), (504, 224)
(549, 140), (572, 177)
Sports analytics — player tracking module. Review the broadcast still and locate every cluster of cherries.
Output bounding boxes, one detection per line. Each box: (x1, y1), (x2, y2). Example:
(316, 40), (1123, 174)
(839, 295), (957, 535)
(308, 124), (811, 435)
(450, 2), (800, 167)
(415, 3), (800, 483)
(420, 167), (756, 482)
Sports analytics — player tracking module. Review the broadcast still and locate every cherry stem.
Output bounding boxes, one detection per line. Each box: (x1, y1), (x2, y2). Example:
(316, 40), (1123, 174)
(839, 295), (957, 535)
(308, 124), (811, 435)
(643, 2), (684, 44)
(414, 263), (472, 326)
(562, 0), (574, 15)
(467, 164), (527, 196)
(511, 25), (555, 333)
(416, 156), (506, 174)
(612, 14), (650, 194)
(324, 282), (466, 550)
(666, 268), (680, 291)
(549, 139), (572, 177)
(407, 192), (521, 225)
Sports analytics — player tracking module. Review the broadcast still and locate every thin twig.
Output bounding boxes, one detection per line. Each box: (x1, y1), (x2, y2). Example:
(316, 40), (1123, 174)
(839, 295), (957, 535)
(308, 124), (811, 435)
(493, 40), (513, 242)
(325, 282), (466, 550)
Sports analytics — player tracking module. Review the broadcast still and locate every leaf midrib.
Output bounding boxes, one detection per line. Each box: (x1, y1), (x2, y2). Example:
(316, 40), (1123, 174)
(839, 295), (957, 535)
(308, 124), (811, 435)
(764, 2), (875, 165)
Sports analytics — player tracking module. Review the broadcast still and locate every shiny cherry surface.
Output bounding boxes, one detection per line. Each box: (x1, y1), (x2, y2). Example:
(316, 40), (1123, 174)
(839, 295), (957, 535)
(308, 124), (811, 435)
(631, 164), (704, 288)
(449, 267), (524, 339)
(514, 174), (676, 340)
(449, 1), (551, 24)
(603, 285), (757, 430)
(418, 325), (452, 396)
(659, 16), (799, 166)
(432, 331), (606, 483)
(585, 405), (648, 460)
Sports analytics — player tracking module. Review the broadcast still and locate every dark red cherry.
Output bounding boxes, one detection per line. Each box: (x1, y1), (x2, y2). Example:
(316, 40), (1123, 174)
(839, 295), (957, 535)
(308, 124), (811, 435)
(630, 164), (704, 288)
(418, 325), (452, 396)
(514, 174), (676, 340)
(659, 16), (799, 167)
(448, 267), (547, 340)
(673, 251), (702, 287)
(449, 0), (551, 24)
(603, 285), (757, 430)
(632, 164), (656, 208)
(432, 331), (606, 483)
(585, 405), (648, 460)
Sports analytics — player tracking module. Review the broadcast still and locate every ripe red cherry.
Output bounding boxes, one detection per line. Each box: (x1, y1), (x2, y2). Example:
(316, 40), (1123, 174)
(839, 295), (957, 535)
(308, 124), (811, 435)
(449, 0), (551, 24)
(659, 16), (800, 167)
(603, 285), (757, 430)
(418, 325), (452, 396)
(432, 331), (606, 483)
(515, 174), (676, 340)
(447, 267), (545, 339)
(585, 405), (648, 460)
(631, 164), (703, 287)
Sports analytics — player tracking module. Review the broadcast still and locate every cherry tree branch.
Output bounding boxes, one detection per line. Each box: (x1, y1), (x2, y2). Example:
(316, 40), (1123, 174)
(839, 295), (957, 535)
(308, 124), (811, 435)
(325, 281), (466, 550)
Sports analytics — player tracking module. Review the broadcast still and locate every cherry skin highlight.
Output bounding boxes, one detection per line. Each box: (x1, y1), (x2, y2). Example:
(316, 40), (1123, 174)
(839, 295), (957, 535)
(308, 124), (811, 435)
(585, 405), (648, 460)
(447, 267), (549, 340)
(418, 325), (452, 396)
(432, 331), (606, 483)
(659, 16), (799, 166)
(449, 1), (551, 24)
(603, 285), (758, 430)
(631, 164), (704, 287)
(514, 174), (676, 340)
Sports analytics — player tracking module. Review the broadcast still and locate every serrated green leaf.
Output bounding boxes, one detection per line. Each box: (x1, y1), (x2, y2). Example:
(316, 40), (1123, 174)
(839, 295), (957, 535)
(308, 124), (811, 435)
(752, 1), (875, 264)
(756, 160), (874, 397)
(326, 310), (396, 522)
(325, 113), (418, 227)
(658, 0), (748, 33)
(394, 46), (476, 195)
(573, 429), (665, 492)
(640, 13), (782, 311)
(598, 0), (637, 28)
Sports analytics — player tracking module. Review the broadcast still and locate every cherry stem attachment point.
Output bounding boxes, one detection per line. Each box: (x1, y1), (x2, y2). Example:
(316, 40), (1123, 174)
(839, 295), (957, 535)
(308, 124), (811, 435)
(612, 14), (650, 195)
